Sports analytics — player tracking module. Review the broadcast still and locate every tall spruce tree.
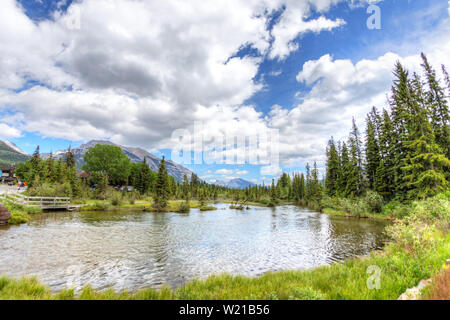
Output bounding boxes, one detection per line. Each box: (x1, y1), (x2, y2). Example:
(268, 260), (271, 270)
(365, 114), (381, 190)
(390, 62), (414, 200)
(325, 137), (340, 197)
(346, 119), (365, 197)
(442, 65), (450, 93)
(421, 53), (449, 158)
(401, 72), (450, 198)
(154, 156), (169, 210)
(374, 109), (396, 199)
(338, 142), (350, 197)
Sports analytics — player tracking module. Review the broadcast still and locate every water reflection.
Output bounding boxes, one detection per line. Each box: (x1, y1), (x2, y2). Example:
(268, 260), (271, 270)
(0, 204), (389, 292)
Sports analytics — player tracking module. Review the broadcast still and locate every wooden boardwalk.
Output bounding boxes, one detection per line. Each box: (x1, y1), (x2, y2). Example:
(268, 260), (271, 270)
(0, 193), (79, 211)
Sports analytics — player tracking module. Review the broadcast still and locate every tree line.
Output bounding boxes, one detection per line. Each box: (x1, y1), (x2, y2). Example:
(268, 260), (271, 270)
(325, 54), (449, 201)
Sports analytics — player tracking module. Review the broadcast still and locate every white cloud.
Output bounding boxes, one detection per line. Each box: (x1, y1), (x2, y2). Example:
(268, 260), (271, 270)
(260, 164), (282, 177)
(1, 0), (449, 176)
(215, 169), (235, 175)
(270, 15), (346, 60)
(0, 123), (22, 139)
(215, 169), (249, 176)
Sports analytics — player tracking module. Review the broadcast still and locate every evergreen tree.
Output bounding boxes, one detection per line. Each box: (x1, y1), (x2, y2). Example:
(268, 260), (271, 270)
(442, 65), (450, 93)
(325, 137), (340, 197)
(346, 119), (365, 197)
(96, 173), (108, 200)
(64, 148), (76, 169)
(337, 143), (350, 197)
(401, 72), (450, 198)
(374, 109), (395, 199)
(182, 174), (190, 202)
(365, 114), (381, 190)
(390, 62), (414, 200)
(154, 156), (169, 210)
(421, 53), (449, 158)
(270, 179), (277, 202)
(311, 161), (322, 202)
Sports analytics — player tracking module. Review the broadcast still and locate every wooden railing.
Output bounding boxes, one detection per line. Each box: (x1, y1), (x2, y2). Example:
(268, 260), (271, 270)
(0, 193), (71, 209)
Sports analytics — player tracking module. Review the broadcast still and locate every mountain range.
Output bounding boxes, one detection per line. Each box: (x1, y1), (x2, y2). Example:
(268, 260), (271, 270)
(0, 139), (255, 186)
(213, 178), (255, 189)
(40, 140), (193, 182)
(0, 140), (29, 167)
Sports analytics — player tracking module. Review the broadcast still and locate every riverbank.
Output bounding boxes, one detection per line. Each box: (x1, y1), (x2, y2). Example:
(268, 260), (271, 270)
(0, 195), (447, 300)
(0, 233), (447, 300)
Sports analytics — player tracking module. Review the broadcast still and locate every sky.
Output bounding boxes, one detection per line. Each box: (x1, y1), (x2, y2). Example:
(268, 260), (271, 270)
(0, 0), (449, 184)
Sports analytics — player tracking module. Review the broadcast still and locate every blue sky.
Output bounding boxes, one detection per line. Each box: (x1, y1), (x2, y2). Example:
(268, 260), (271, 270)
(1, 0), (449, 184)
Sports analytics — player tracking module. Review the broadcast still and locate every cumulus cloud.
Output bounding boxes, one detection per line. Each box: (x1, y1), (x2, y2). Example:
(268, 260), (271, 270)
(0, 0), (449, 178)
(0, 123), (22, 139)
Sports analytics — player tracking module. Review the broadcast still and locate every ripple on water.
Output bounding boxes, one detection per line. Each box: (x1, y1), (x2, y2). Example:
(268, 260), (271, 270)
(0, 204), (389, 292)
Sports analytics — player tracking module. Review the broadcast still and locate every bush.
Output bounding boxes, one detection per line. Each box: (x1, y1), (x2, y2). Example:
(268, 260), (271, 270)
(177, 202), (190, 213)
(8, 211), (30, 224)
(110, 192), (122, 206)
(386, 195), (449, 254)
(349, 199), (370, 217)
(200, 206), (217, 211)
(382, 201), (410, 219)
(364, 191), (384, 213)
(387, 221), (438, 254)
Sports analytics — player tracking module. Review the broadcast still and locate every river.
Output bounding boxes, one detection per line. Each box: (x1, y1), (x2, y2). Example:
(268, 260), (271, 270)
(0, 204), (389, 293)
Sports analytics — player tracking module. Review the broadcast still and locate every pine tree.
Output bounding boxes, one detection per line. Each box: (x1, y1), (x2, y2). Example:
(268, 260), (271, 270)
(311, 161), (322, 202)
(154, 156), (169, 210)
(390, 62), (414, 200)
(374, 109), (395, 199)
(182, 174), (190, 202)
(64, 148), (76, 169)
(47, 153), (55, 182)
(365, 114), (381, 190)
(401, 72), (450, 198)
(139, 158), (152, 194)
(421, 54), (449, 158)
(442, 65), (450, 93)
(346, 119), (365, 197)
(96, 173), (108, 200)
(337, 142), (350, 197)
(270, 179), (277, 202)
(325, 137), (340, 197)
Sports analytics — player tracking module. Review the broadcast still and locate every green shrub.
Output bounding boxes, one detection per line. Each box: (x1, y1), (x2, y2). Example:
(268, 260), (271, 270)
(352, 199), (371, 217)
(200, 206), (217, 211)
(177, 202), (190, 213)
(110, 192), (122, 206)
(382, 201), (410, 219)
(8, 210), (30, 224)
(364, 191), (384, 213)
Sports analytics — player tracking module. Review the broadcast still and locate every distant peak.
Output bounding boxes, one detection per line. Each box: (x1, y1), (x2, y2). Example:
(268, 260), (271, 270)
(3, 141), (28, 156)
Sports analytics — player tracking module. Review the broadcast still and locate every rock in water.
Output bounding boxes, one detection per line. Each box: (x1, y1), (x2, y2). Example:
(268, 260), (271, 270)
(0, 205), (11, 225)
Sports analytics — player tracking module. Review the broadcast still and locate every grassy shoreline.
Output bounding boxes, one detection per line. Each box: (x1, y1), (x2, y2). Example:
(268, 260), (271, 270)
(0, 233), (448, 300)
(1, 196), (447, 300)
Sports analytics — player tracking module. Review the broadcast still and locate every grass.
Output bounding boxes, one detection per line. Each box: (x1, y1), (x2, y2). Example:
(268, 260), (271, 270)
(1, 201), (42, 225)
(199, 206), (217, 211)
(322, 208), (394, 221)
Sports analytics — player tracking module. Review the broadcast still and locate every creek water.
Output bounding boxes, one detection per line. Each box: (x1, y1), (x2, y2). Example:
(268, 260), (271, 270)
(0, 204), (389, 292)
